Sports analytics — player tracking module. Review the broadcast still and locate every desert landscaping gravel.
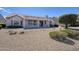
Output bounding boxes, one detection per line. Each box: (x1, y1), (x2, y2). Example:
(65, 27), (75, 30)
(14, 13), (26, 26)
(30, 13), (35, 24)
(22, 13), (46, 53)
(0, 28), (79, 51)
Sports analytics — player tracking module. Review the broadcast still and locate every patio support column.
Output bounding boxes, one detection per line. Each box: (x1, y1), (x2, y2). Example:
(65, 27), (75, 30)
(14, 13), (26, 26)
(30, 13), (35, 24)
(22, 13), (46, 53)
(44, 20), (46, 27)
(23, 19), (26, 28)
(37, 20), (40, 28)
(47, 20), (50, 27)
(43, 20), (44, 27)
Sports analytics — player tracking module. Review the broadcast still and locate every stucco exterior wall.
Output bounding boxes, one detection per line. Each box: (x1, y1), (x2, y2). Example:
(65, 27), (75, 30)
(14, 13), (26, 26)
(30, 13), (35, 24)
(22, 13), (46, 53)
(6, 16), (23, 27)
(6, 15), (56, 28)
(6, 19), (12, 26)
(24, 20), (39, 28)
(52, 17), (59, 25)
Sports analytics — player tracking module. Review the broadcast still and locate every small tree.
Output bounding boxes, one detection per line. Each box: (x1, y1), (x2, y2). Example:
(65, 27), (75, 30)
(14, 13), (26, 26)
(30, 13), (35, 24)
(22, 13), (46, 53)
(59, 14), (78, 28)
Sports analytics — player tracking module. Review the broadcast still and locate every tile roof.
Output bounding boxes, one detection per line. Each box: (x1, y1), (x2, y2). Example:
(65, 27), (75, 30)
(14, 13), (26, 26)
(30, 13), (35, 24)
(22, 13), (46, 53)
(5, 13), (53, 21)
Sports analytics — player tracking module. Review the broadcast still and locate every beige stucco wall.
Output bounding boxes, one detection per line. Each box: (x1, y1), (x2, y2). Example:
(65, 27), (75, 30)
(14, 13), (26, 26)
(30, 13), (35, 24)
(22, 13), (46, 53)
(53, 17), (59, 25)
(6, 15), (55, 28)
(6, 16), (23, 27)
(24, 20), (50, 28)
(24, 20), (39, 28)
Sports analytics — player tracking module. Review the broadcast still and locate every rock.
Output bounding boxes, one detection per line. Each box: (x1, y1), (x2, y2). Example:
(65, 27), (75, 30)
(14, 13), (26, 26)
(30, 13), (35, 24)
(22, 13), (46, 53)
(19, 31), (24, 34)
(9, 30), (17, 35)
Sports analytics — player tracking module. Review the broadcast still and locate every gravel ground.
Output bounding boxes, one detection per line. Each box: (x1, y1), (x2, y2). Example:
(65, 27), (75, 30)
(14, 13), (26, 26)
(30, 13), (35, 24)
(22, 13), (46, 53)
(0, 28), (79, 51)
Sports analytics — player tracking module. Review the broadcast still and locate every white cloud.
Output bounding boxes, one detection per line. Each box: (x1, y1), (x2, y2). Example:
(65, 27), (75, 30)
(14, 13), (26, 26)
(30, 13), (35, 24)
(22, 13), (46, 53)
(0, 7), (11, 13)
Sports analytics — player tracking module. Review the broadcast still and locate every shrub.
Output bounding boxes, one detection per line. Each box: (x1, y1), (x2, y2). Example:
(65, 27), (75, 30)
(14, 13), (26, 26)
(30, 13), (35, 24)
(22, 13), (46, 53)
(75, 36), (79, 40)
(2, 24), (6, 28)
(60, 29), (79, 39)
(60, 29), (72, 33)
(54, 24), (59, 27)
(60, 29), (73, 37)
(49, 31), (68, 38)
(49, 30), (75, 45)
(0, 24), (6, 28)
(50, 24), (54, 27)
(49, 29), (79, 41)
(0, 25), (2, 29)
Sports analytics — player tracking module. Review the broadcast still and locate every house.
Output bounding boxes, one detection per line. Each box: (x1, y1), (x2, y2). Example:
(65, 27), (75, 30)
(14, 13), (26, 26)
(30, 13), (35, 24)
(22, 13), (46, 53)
(5, 14), (58, 28)
(52, 17), (59, 25)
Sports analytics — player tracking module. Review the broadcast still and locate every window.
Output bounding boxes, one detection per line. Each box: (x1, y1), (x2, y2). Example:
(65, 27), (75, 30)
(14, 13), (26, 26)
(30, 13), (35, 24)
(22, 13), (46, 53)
(28, 20), (33, 25)
(28, 20), (37, 25)
(14, 21), (19, 26)
(44, 21), (46, 24)
(21, 21), (23, 25)
(34, 20), (37, 25)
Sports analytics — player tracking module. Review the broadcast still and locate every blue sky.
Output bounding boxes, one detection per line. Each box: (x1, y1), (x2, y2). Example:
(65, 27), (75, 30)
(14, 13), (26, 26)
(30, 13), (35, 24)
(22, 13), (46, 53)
(0, 7), (79, 17)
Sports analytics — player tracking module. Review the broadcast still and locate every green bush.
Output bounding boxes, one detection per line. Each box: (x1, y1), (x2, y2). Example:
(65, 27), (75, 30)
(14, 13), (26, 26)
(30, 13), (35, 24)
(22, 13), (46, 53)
(0, 24), (6, 28)
(60, 29), (79, 38)
(60, 29), (73, 34)
(0, 25), (2, 29)
(49, 29), (79, 40)
(75, 36), (79, 40)
(49, 29), (76, 45)
(60, 29), (73, 37)
(49, 31), (68, 38)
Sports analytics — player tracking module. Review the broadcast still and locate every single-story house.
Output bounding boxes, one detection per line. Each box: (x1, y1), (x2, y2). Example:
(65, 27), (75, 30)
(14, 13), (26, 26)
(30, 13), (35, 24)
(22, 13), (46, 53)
(5, 14), (58, 28)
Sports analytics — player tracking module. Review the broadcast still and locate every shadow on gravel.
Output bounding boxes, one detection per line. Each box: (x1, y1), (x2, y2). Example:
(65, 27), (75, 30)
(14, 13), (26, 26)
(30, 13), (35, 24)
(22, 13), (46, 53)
(53, 37), (75, 45)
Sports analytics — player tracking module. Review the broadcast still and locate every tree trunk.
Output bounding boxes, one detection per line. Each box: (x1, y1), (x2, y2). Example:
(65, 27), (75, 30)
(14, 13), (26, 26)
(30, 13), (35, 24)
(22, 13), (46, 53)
(65, 24), (68, 29)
